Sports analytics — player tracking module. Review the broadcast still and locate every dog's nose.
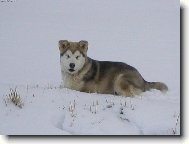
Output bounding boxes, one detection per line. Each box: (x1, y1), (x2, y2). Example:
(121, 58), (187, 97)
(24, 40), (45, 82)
(69, 63), (75, 69)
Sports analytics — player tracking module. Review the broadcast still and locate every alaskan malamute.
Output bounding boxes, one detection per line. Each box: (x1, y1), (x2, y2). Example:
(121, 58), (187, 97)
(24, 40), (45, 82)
(59, 40), (168, 96)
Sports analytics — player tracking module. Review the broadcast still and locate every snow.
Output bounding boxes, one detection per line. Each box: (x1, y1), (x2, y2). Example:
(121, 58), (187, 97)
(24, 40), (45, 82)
(0, 0), (180, 135)
(0, 85), (180, 135)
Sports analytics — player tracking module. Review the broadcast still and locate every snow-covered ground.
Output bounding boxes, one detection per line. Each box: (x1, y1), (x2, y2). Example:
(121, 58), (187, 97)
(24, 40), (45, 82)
(0, 0), (180, 135)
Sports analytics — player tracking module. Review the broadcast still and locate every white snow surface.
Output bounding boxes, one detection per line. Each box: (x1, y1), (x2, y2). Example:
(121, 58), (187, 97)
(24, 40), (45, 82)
(0, 0), (180, 135)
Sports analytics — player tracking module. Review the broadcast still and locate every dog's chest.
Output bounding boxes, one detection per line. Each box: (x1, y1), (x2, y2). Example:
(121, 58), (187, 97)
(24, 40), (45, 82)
(62, 73), (84, 91)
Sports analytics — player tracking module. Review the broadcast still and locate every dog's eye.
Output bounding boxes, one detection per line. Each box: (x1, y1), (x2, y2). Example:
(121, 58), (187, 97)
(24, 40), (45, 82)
(66, 55), (70, 59)
(76, 56), (80, 60)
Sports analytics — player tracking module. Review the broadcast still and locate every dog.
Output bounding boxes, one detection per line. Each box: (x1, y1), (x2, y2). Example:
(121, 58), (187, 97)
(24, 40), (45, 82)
(59, 40), (168, 96)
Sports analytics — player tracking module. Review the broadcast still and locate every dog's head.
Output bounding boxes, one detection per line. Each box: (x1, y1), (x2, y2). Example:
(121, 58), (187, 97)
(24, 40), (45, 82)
(59, 40), (88, 74)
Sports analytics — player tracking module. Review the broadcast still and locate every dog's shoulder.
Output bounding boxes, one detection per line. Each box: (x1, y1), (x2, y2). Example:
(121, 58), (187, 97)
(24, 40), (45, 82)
(82, 58), (98, 82)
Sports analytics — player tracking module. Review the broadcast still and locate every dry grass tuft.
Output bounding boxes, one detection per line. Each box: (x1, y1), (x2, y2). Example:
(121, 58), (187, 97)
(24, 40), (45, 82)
(8, 88), (23, 108)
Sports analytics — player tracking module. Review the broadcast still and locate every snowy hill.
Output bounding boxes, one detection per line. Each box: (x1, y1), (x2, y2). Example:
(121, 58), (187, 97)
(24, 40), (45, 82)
(0, 84), (180, 135)
(0, 0), (180, 135)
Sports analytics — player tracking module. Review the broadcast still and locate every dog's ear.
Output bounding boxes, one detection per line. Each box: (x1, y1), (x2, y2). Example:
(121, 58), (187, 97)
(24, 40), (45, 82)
(79, 40), (88, 53)
(59, 40), (69, 52)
